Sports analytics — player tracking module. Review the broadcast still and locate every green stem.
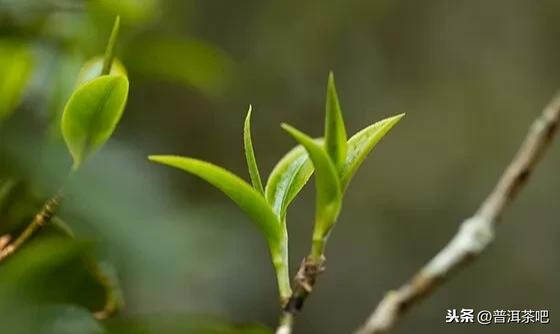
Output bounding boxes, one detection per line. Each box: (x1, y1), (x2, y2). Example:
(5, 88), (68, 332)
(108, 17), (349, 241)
(101, 15), (120, 75)
(275, 312), (294, 334)
(310, 236), (326, 261)
(273, 229), (292, 304)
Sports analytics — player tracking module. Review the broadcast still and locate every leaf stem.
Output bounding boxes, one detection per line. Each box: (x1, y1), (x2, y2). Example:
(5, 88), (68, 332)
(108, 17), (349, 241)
(275, 312), (294, 334)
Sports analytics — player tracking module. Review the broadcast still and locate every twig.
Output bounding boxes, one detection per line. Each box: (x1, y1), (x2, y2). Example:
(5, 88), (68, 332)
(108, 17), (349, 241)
(0, 192), (62, 262)
(90, 261), (124, 320)
(355, 92), (560, 334)
(0, 234), (11, 251)
(276, 255), (326, 333)
(284, 256), (326, 312)
(275, 312), (294, 334)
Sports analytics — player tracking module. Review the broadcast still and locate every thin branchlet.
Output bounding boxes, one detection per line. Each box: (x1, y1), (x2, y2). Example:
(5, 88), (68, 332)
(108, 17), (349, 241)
(355, 91), (560, 334)
(0, 192), (62, 262)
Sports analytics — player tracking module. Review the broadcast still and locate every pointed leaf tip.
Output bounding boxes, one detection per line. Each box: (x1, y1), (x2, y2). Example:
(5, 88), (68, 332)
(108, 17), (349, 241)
(340, 113), (405, 190)
(244, 105), (265, 194)
(325, 72), (347, 171)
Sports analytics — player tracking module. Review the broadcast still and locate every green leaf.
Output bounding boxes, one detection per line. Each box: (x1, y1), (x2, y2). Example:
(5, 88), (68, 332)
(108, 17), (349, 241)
(148, 155), (281, 245)
(265, 145), (313, 220)
(61, 75), (129, 170)
(102, 16), (121, 76)
(281, 124), (341, 257)
(148, 155), (292, 300)
(0, 41), (33, 122)
(324, 72), (347, 171)
(243, 106), (264, 194)
(341, 113), (405, 190)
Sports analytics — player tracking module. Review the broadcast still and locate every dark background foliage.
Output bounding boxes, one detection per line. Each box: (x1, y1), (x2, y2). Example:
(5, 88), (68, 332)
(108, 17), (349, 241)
(0, 0), (558, 333)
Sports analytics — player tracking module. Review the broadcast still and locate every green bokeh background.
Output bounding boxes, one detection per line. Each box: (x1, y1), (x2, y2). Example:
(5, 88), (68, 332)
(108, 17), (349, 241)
(0, 1), (558, 333)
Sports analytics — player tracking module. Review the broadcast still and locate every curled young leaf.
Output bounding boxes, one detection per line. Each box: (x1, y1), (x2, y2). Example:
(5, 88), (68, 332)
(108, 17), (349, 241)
(61, 75), (129, 170)
(243, 106), (264, 194)
(341, 113), (405, 190)
(324, 72), (347, 171)
(148, 155), (292, 300)
(281, 124), (341, 257)
(265, 145), (313, 220)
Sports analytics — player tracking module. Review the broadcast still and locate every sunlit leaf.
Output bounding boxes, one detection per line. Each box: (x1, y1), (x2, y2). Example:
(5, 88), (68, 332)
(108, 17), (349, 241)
(341, 113), (405, 190)
(281, 124), (341, 253)
(148, 155), (292, 299)
(61, 75), (129, 170)
(243, 106), (264, 194)
(0, 41), (33, 122)
(265, 145), (313, 220)
(324, 72), (347, 171)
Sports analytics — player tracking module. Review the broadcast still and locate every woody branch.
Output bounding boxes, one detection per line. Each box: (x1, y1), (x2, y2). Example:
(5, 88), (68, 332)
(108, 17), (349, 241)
(355, 91), (560, 334)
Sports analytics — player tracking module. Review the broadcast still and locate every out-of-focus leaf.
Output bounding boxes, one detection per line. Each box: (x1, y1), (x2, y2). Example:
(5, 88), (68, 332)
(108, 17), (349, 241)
(0, 179), (40, 234)
(281, 125), (341, 250)
(124, 36), (234, 96)
(61, 75), (129, 170)
(0, 178), (18, 212)
(0, 304), (106, 334)
(324, 72), (347, 171)
(88, 0), (159, 24)
(341, 113), (405, 190)
(0, 40), (33, 122)
(75, 57), (128, 86)
(105, 314), (272, 334)
(37, 305), (106, 334)
(265, 145), (313, 220)
(243, 106), (264, 194)
(0, 237), (86, 288)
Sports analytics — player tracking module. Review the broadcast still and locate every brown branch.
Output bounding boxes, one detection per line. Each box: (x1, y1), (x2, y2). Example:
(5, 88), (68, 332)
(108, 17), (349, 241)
(355, 92), (560, 334)
(0, 193), (62, 262)
(276, 255), (326, 334)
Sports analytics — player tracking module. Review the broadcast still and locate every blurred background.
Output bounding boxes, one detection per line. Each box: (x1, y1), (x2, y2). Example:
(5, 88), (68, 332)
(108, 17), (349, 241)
(0, 0), (559, 333)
